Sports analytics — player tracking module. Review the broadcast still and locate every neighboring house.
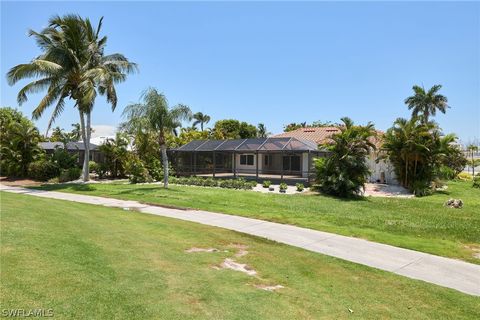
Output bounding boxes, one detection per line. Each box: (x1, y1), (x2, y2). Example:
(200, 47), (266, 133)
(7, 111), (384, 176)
(170, 137), (327, 183)
(274, 127), (397, 184)
(39, 142), (104, 165)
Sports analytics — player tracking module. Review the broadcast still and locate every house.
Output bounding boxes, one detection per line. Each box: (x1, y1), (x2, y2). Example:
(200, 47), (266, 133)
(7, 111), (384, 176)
(170, 127), (398, 185)
(39, 142), (104, 165)
(274, 127), (397, 184)
(170, 137), (327, 184)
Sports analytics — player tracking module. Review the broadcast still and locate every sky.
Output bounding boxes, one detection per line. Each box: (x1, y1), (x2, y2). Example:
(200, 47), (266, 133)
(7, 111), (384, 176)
(1, 1), (479, 143)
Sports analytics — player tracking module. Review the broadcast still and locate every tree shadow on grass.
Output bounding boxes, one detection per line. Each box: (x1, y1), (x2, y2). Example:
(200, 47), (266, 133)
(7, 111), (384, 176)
(32, 183), (95, 192)
(115, 186), (181, 195)
(309, 189), (369, 202)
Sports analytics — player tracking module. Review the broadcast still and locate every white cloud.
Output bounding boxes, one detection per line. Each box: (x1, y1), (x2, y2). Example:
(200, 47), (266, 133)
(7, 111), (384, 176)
(90, 125), (117, 138)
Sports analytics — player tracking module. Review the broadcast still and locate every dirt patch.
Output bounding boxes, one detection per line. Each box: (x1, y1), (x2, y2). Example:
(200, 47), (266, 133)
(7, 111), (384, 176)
(219, 258), (257, 276)
(0, 177), (44, 187)
(464, 244), (480, 260)
(254, 284), (284, 291)
(228, 244), (249, 257)
(364, 183), (413, 198)
(186, 247), (219, 253)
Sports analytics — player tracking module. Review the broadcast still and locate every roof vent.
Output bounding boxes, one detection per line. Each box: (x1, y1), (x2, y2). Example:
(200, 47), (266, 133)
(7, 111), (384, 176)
(303, 129), (316, 132)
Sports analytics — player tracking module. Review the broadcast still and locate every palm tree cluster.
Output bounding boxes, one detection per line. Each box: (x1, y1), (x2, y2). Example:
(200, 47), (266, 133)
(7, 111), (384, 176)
(0, 107), (42, 177)
(382, 118), (459, 194)
(7, 14), (137, 181)
(314, 117), (376, 197)
(382, 85), (464, 195)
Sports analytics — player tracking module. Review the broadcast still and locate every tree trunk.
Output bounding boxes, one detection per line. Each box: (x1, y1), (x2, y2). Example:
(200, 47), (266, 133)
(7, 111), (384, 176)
(80, 111), (91, 182)
(404, 158), (408, 187)
(160, 144), (169, 188)
(473, 152), (475, 177)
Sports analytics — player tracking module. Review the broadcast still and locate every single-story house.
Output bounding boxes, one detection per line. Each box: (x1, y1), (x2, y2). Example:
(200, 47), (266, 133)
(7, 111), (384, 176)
(170, 127), (398, 185)
(169, 137), (327, 184)
(274, 127), (397, 184)
(39, 142), (104, 165)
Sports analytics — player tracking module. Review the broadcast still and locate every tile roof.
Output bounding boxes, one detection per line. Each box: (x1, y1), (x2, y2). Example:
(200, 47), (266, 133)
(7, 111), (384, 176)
(273, 127), (385, 148)
(273, 127), (341, 144)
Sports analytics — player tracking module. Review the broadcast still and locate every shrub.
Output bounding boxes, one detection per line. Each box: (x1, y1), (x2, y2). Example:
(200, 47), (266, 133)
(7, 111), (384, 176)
(412, 180), (433, 197)
(457, 172), (472, 181)
(315, 118), (375, 197)
(89, 161), (98, 173)
(51, 147), (77, 169)
(127, 157), (152, 184)
(473, 176), (480, 189)
(279, 182), (288, 192)
(59, 167), (81, 182)
(262, 180), (272, 188)
(296, 183), (305, 192)
(169, 176), (255, 190)
(438, 165), (456, 181)
(28, 160), (60, 181)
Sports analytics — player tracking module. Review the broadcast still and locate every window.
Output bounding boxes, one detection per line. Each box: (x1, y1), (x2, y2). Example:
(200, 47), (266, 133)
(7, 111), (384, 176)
(240, 154), (254, 166)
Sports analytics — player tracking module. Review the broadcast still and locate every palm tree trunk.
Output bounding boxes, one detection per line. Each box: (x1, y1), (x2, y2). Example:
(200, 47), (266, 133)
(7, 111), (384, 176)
(79, 110), (91, 182)
(404, 158), (408, 187)
(79, 110), (88, 181)
(160, 144), (169, 188)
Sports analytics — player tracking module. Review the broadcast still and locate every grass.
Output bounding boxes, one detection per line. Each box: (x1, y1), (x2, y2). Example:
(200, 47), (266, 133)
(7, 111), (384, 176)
(34, 180), (480, 263)
(1, 192), (479, 319)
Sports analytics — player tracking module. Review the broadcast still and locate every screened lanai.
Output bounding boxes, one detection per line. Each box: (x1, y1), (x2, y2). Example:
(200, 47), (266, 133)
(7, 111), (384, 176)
(169, 137), (328, 183)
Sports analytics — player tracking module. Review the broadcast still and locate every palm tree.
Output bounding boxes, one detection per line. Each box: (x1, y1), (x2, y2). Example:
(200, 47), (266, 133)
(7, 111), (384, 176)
(7, 14), (137, 181)
(192, 112), (210, 131)
(404, 85), (449, 123)
(122, 88), (192, 188)
(1, 121), (42, 176)
(467, 144), (479, 176)
(257, 123), (270, 138)
(315, 117), (376, 197)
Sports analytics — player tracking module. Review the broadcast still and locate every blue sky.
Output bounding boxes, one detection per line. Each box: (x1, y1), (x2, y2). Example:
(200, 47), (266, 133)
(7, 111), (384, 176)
(1, 1), (479, 142)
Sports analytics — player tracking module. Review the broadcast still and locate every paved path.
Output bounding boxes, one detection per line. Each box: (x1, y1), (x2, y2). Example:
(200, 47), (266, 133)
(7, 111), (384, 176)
(1, 184), (479, 296)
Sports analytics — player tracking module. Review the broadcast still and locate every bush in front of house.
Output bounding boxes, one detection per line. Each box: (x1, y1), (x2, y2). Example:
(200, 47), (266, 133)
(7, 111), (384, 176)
(315, 117), (376, 198)
(89, 161), (98, 173)
(28, 160), (61, 181)
(127, 157), (152, 184)
(296, 183), (305, 192)
(59, 167), (82, 182)
(473, 176), (480, 189)
(457, 172), (472, 181)
(279, 182), (288, 193)
(262, 180), (272, 188)
(168, 176), (256, 190)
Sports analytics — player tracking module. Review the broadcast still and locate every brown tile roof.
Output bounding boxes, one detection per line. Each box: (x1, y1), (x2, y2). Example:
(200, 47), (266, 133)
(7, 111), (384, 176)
(273, 127), (385, 148)
(273, 127), (342, 144)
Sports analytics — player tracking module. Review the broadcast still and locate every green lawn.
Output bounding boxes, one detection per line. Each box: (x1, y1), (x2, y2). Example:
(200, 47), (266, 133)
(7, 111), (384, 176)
(1, 192), (479, 319)
(35, 180), (480, 263)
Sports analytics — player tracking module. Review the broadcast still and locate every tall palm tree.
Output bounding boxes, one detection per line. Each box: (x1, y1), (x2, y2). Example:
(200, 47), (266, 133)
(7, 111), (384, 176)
(122, 88), (192, 188)
(7, 14), (137, 181)
(404, 84), (449, 123)
(257, 123), (270, 138)
(192, 112), (211, 131)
